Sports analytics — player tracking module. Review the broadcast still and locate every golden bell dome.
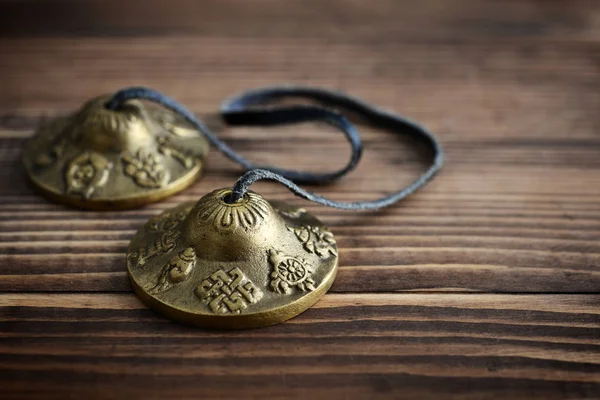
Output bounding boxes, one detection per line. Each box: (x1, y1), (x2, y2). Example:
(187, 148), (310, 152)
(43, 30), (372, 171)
(126, 189), (338, 329)
(22, 94), (209, 209)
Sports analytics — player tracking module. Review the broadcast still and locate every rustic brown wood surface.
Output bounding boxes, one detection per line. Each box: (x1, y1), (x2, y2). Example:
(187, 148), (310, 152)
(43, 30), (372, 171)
(0, 0), (599, 399)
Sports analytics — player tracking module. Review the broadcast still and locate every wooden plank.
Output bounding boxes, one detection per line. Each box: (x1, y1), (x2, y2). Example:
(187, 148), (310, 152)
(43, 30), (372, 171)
(1, 119), (600, 292)
(0, 0), (598, 398)
(0, 0), (598, 43)
(1, 293), (599, 399)
(2, 37), (599, 121)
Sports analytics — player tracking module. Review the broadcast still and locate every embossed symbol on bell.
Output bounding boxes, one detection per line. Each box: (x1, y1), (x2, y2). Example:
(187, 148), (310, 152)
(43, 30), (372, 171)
(288, 225), (338, 258)
(149, 247), (196, 294)
(126, 189), (339, 329)
(268, 250), (315, 294)
(22, 94), (208, 209)
(127, 230), (180, 269)
(65, 152), (113, 199)
(122, 149), (169, 188)
(196, 267), (263, 314)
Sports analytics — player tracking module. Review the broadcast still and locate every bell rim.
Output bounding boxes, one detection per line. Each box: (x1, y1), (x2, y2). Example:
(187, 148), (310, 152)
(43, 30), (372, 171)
(24, 161), (205, 210)
(128, 259), (337, 329)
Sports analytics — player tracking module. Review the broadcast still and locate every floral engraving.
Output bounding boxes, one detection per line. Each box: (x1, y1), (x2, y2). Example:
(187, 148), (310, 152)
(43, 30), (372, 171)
(195, 190), (271, 231)
(127, 230), (181, 269)
(65, 152), (113, 199)
(122, 149), (169, 188)
(288, 225), (337, 258)
(149, 247), (196, 294)
(195, 267), (263, 314)
(268, 250), (315, 294)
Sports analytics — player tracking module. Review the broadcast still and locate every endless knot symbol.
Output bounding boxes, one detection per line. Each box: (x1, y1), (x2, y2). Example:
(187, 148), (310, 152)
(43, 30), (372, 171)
(195, 267), (263, 314)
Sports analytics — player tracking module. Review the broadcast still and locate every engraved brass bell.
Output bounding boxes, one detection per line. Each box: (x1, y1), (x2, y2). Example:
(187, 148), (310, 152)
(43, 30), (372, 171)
(22, 95), (209, 209)
(127, 188), (338, 329)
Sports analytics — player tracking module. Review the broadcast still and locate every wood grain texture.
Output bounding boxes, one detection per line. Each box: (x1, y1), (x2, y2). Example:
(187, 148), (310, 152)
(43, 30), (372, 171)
(1, 293), (600, 400)
(0, 0), (599, 399)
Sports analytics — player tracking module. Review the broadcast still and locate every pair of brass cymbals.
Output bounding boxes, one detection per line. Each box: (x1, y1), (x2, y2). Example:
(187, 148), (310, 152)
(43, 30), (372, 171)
(22, 94), (339, 329)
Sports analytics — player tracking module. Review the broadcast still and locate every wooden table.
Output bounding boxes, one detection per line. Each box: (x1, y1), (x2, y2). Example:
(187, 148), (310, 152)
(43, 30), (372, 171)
(1, 1), (599, 398)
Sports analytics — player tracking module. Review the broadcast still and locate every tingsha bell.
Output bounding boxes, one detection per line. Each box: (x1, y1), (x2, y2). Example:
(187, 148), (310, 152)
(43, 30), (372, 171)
(126, 188), (339, 329)
(22, 95), (209, 209)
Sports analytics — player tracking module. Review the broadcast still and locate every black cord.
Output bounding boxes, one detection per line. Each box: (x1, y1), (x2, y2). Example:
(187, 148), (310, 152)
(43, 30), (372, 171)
(106, 85), (444, 210)
(106, 87), (362, 184)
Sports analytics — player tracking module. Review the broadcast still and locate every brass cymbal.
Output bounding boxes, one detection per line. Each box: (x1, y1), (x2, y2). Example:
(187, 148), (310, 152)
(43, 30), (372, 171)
(126, 188), (338, 329)
(22, 95), (209, 209)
